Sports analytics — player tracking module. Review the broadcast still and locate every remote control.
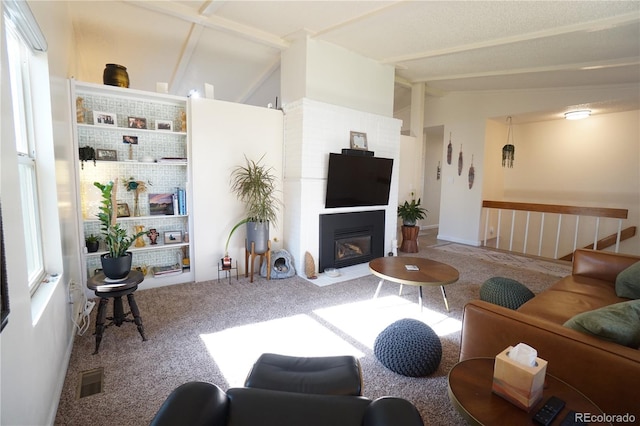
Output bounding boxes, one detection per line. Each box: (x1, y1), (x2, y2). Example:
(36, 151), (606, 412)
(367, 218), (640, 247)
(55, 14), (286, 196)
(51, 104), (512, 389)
(533, 396), (566, 426)
(560, 410), (587, 426)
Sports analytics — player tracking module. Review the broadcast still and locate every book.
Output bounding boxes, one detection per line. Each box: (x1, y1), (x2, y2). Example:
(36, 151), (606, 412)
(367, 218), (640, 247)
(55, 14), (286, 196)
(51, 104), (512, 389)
(152, 264), (182, 276)
(405, 264), (419, 271)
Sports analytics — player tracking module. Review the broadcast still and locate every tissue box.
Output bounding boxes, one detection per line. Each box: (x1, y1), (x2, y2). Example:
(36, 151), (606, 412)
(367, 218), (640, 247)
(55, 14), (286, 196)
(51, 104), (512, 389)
(492, 346), (548, 411)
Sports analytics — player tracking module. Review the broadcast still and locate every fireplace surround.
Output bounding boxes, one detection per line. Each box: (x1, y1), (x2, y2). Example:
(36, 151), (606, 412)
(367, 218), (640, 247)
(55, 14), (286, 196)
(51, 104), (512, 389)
(319, 210), (385, 272)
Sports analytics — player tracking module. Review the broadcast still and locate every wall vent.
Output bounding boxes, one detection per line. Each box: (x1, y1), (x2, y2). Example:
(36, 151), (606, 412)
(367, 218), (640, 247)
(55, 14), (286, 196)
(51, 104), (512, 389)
(77, 367), (104, 399)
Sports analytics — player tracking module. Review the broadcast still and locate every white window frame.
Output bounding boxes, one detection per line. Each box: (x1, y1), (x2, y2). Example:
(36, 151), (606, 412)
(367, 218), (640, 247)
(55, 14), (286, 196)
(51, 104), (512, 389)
(5, 12), (46, 294)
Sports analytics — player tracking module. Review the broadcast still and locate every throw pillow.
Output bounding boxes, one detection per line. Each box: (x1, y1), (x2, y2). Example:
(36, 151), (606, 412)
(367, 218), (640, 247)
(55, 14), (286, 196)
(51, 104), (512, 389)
(615, 261), (640, 299)
(563, 300), (640, 348)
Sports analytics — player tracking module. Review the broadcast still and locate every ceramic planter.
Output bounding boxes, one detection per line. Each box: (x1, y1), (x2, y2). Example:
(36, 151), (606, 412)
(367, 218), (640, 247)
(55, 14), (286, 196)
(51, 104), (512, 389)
(245, 221), (269, 254)
(101, 252), (132, 279)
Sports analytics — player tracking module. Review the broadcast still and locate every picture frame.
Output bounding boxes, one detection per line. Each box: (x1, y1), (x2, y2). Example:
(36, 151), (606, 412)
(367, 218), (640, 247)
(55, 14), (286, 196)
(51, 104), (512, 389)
(148, 193), (175, 216)
(155, 119), (173, 132)
(96, 149), (117, 161)
(116, 202), (130, 218)
(127, 116), (147, 129)
(164, 231), (182, 244)
(350, 131), (368, 150)
(93, 111), (117, 127)
(123, 135), (138, 145)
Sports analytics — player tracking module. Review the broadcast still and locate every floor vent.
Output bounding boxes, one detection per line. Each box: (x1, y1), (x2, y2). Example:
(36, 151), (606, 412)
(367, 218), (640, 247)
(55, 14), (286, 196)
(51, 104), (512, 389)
(77, 367), (104, 399)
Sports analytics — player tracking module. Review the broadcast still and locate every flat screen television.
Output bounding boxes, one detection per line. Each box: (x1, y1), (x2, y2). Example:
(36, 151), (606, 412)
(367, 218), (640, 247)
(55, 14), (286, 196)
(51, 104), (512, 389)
(325, 153), (394, 208)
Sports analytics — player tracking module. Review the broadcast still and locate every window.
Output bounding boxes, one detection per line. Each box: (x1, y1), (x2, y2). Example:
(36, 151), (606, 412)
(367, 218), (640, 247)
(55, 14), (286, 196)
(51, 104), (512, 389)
(5, 14), (45, 294)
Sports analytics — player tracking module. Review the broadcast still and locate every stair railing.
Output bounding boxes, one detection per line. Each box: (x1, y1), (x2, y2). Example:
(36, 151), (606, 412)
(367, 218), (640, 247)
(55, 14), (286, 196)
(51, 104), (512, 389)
(481, 201), (634, 259)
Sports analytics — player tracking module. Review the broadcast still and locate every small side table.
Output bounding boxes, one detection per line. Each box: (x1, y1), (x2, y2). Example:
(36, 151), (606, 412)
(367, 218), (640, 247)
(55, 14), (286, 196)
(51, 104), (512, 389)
(87, 271), (147, 354)
(448, 358), (610, 425)
(217, 260), (238, 283)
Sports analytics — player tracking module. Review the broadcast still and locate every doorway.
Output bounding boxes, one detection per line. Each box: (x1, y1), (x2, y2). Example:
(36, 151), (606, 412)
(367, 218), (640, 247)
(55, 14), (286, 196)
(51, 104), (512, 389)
(422, 125), (444, 230)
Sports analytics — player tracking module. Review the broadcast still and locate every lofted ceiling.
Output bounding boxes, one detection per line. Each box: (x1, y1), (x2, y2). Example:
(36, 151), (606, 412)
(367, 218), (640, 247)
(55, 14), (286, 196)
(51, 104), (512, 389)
(68, 1), (640, 122)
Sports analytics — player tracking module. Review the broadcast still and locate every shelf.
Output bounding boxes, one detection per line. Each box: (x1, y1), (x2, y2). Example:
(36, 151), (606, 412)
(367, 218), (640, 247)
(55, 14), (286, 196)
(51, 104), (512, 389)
(85, 242), (190, 258)
(77, 123), (187, 136)
(74, 80), (187, 105)
(84, 214), (188, 223)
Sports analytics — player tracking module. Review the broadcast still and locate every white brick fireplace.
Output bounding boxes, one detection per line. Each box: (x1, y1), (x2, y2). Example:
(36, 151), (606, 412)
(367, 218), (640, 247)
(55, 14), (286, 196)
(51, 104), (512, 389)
(283, 98), (401, 279)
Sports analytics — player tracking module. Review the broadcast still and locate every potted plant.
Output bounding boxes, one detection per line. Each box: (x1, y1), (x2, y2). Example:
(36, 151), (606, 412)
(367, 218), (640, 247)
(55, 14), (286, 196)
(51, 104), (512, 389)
(85, 234), (100, 253)
(227, 154), (280, 258)
(94, 180), (147, 279)
(397, 196), (428, 227)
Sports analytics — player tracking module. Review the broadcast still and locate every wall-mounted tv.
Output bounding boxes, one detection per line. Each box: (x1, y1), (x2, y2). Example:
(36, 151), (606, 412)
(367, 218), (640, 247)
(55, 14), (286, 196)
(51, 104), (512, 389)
(325, 153), (394, 208)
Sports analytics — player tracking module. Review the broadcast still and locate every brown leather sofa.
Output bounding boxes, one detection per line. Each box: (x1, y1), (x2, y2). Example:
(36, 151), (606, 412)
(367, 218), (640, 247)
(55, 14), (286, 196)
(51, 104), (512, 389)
(459, 249), (640, 419)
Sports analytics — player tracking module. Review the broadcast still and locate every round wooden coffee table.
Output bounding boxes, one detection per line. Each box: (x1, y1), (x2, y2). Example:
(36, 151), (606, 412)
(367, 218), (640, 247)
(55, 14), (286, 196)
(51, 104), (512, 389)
(448, 358), (610, 425)
(369, 256), (459, 312)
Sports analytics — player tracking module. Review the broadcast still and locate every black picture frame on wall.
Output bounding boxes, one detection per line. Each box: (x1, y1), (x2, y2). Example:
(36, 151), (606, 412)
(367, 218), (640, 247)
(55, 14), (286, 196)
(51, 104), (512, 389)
(1, 202), (10, 332)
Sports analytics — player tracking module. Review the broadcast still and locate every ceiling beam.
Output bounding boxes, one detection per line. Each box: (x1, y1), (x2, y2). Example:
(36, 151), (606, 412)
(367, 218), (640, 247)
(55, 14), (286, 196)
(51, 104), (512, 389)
(236, 56), (281, 104)
(382, 12), (640, 65)
(411, 57), (640, 83)
(124, 0), (289, 50)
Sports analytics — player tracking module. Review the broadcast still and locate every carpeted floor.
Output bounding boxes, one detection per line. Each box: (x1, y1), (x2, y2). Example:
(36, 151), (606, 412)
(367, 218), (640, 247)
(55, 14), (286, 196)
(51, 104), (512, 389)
(54, 239), (566, 425)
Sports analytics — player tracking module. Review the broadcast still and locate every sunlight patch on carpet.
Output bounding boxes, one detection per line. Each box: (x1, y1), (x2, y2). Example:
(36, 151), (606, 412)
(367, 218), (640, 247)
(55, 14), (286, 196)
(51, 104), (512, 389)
(200, 314), (365, 387)
(313, 295), (461, 349)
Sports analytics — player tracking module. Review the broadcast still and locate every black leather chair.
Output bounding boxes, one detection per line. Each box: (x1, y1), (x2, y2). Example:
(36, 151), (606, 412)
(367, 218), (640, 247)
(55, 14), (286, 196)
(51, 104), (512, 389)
(150, 381), (425, 426)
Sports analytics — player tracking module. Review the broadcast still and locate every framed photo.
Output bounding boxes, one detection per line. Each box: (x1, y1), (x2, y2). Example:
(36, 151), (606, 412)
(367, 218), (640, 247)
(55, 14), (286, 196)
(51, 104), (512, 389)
(155, 119), (173, 131)
(93, 111), (117, 127)
(96, 149), (117, 161)
(116, 202), (130, 218)
(164, 231), (182, 244)
(148, 193), (175, 216)
(350, 131), (368, 150)
(123, 135), (138, 145)
(127, 116), (147, 129)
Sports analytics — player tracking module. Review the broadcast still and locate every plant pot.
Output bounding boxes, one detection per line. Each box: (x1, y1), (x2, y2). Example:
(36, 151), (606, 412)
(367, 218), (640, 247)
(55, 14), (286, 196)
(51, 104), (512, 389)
(86, 240), (99, 253)
(402, 219), (417, 227)
(100, 252), (132, 280)
(245, 221), (269, 254)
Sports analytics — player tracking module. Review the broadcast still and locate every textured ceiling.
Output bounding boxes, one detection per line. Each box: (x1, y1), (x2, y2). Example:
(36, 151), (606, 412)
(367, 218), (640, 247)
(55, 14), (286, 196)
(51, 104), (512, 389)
(68, 1), (640, 121)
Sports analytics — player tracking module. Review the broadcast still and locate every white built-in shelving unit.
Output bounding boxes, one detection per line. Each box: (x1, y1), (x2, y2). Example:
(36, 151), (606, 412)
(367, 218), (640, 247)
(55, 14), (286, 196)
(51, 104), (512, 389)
(70, 79), (193, 288)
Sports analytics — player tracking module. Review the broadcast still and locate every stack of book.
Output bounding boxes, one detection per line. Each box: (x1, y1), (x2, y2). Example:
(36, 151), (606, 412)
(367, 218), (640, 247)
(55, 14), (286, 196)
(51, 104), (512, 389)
(173, 188), (187, 215)
(157, 157), (187, 164)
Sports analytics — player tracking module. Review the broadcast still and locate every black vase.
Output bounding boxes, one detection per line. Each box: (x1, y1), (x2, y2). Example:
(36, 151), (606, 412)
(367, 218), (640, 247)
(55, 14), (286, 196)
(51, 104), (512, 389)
(101, 252), (132, 280)
(103, 64), (129, 88)
(86, 240), (99, 253)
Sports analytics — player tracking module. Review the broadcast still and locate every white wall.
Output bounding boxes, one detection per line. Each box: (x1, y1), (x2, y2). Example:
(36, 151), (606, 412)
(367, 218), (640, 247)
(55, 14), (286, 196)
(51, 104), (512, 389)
(190, 98), (284, 282)
(1, 2), (79, 425)
(282, 36), (395, 117)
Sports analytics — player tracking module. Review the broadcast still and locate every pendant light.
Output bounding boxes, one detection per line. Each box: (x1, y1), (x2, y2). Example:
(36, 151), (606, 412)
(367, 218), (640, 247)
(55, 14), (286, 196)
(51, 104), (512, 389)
(502, 116), (515, 168)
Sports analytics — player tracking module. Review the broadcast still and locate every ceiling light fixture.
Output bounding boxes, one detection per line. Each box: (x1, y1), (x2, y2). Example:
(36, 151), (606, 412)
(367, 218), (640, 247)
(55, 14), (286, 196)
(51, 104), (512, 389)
(564, 110), (591, 120)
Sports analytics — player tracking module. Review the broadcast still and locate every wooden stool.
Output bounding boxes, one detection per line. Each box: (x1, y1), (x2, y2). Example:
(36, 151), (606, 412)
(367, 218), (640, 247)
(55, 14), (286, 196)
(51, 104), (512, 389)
(245, 239), (271, 282)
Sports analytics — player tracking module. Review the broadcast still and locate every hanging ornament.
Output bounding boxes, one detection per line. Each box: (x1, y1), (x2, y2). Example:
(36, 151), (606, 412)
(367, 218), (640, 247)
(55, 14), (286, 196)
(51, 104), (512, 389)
(468, 155), (475, 189)
(458, 145), (463, 176)
(447, 132), (453, 165)
(437, 161), (441, 180)
(502, 116), (515, 168)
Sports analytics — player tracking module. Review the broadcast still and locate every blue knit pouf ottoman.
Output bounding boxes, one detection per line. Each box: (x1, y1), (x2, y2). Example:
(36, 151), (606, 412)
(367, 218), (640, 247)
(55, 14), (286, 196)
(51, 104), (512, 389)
(374, 318), (442, 377)
(480, 277), (535, 310)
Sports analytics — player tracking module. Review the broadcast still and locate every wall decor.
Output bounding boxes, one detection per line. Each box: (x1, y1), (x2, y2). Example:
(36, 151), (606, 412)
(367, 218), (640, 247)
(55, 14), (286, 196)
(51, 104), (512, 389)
(123, 135), (138, 161)
(458, 145), (463, 176)
(149, 193), (175, 216)
(349, 131), (368, 150)
(96, 149), (117, 161)
(155, 119), (173, 131)
(116, 202), (130, 217)
(127, 116), (147, 129)
(93, 111), (117, 127)
(468, 155), (475, 189)
(502, 116), (515, 168)
(437, 161), (441, 180)
(447, 132), (452, 165)
(164, 231), (182, 244)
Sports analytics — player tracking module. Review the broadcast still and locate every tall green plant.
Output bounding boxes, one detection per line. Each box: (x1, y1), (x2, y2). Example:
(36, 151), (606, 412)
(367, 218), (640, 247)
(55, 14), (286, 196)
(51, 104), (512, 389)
(226, 154), (281, 255)
(94, 181), (147, 258)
